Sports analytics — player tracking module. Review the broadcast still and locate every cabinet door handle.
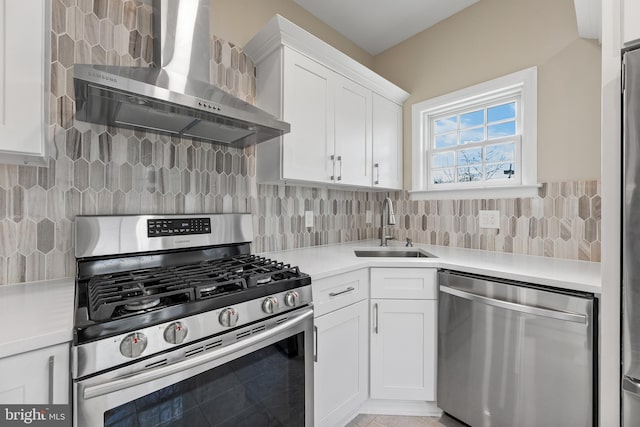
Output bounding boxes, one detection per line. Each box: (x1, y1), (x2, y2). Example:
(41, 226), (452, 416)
(337, 156), (342, 181)
(329, 286), (355, 297)
(313, 325), (318, 362)
(48, 355), (55, 404)
(373, 303), (379, 334)
(374, 163), (380, 185)
(330, 155), (337, 181)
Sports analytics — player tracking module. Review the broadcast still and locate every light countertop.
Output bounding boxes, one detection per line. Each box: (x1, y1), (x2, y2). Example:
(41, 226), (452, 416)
(262, 240), (601, 294)
(0, 241), (601, 359)
(0, 278), (75, 358)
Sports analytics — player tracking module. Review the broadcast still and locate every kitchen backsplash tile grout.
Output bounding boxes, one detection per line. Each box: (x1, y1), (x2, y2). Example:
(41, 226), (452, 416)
(0, 0), (601, 285)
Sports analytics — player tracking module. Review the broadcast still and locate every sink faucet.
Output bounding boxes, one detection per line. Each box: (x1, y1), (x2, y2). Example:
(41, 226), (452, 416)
(380, 197), (397, 246)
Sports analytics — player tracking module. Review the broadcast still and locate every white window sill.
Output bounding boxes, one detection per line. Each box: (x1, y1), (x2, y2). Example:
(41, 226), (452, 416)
(409, 184), (542, 200)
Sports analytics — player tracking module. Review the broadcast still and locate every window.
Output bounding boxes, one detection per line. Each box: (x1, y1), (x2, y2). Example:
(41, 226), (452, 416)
(411, 67), (539, 200)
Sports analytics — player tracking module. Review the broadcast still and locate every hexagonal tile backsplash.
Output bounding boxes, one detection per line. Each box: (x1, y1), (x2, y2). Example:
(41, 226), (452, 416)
(0, 0), (601, 285)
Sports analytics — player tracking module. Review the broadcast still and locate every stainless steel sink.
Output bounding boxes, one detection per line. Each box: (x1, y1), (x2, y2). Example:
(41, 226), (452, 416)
(354, 249), (436, 258)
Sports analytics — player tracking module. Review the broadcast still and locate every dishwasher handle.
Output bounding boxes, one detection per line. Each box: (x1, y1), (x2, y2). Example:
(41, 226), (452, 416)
(440, 285), (588, 324)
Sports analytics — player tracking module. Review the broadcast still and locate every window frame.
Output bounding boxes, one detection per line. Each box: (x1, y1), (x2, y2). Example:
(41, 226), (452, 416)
(411, 67), (539, 200)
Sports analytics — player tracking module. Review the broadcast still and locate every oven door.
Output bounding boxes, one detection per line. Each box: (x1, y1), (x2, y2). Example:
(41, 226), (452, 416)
(74, 308), (313, 427)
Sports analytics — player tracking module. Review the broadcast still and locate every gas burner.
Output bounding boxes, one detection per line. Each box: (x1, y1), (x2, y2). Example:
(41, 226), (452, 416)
(195, 281), (245, 299)
(124, 298), (161, 311)
(256, 276), (272, 285)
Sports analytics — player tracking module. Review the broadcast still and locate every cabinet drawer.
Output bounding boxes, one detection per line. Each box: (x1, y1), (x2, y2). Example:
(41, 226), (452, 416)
(313, 269), (369, 317)
(370, 268), (437, 300)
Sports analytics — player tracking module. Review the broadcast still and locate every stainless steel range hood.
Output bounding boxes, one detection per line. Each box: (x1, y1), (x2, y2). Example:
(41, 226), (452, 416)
(73, 0), (289, 148)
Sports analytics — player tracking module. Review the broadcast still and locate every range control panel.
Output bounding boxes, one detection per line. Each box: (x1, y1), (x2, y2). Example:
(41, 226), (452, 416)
(147, 218), (211, 237)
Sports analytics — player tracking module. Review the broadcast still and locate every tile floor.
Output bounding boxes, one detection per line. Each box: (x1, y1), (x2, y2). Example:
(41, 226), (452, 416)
(345, 413), (468, 427)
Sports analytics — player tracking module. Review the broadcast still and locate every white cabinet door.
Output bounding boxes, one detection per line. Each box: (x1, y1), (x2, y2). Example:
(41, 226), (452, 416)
(372, 94), (403, 190)
(314, 300), (369, 427)
(0, 344), (69, 404)
(335, 77), (372, 186)
(0, 0), (49, 165)
(370, 299), (436, 401)
(623, 0), (640, 46)
(282, 48), (335, 183)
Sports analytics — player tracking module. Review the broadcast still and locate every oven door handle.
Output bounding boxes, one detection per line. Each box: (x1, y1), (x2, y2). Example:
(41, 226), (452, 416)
(83, 307), (314, 400)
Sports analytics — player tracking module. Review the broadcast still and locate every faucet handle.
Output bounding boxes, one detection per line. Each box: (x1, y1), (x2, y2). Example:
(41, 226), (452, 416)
(405, 238), (413, 247)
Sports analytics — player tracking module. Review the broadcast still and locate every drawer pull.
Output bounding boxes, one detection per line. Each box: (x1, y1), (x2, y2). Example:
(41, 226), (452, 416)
(329, 287), (355, 297)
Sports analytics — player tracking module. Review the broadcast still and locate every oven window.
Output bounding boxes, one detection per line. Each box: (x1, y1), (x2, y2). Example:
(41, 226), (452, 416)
(104, 333), (306, 427)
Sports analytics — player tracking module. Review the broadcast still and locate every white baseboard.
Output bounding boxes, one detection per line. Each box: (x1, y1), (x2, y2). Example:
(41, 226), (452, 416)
(333, 409), (361, 427)
(357, 399), (442, 417)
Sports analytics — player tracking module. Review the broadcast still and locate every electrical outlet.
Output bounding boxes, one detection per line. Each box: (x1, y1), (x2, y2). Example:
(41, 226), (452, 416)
(305, 210), (314, 228)
(365, 210), (372, 224)
(479, 210), (500, 229)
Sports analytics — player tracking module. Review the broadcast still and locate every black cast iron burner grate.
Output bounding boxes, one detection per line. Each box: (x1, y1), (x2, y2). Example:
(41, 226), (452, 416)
(83, 254), (304, 322)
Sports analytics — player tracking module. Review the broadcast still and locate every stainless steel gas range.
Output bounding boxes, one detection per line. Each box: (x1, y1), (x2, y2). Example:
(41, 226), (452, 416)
(71, 214), (313, 427)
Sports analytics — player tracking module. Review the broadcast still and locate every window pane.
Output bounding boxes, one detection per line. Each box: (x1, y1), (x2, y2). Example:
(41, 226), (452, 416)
(432, 169), (455, 184)
(488, 121), (516, 139)
(432, 152), (455, 168)
(435, 133), (457, 148)
(486, 163), (516, 180)
(485, 143), (515, 162)
(457, 148), (482, 165)
(457, 166), (482, 182)
(460, 110), (484, 129)
(460, 128), (484, 144)
(487, 102), (516, 123)
(434, 116), (458, 134)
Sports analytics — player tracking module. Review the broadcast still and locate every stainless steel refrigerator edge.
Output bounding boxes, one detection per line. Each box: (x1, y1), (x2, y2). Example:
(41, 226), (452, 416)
(438, 271), (595, 426)
(622, 46), (640, 426)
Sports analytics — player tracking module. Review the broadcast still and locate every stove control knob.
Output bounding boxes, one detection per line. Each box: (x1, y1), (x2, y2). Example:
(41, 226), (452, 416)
(219, 307), (239, 328)
(120, 332), (147, 358)
(262, 297), (279, 314)
(284, 291), (300, 307)
(164, 322), (188, 345)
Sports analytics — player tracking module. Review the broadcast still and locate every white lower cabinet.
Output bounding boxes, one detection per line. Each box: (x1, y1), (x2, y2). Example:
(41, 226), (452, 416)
(369, 268), (437, 401)
(314, 300), (369, 426)
(313, 267), (438, 423)
(370, 299), (436, 401)
(0, 343), (69, 404)
(313, 269), (369, 426)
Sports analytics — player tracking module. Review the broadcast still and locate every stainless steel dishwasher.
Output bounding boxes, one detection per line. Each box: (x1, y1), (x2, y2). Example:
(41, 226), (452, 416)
(437, 270), (596, 427)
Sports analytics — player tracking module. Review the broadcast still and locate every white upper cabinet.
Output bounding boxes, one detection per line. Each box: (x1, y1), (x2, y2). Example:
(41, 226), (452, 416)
(0, 0), (49, 165)
(573, 0), (602, 41)
(244, 14), (408, 190)
(281, 48), (336, 183)
(373, 94), (403, 190)
(623, 0), (640, 46)
(335, 76), (373, 186)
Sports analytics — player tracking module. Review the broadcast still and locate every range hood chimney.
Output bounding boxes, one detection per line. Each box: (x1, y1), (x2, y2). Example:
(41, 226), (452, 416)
(73, 0), (289, 148)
